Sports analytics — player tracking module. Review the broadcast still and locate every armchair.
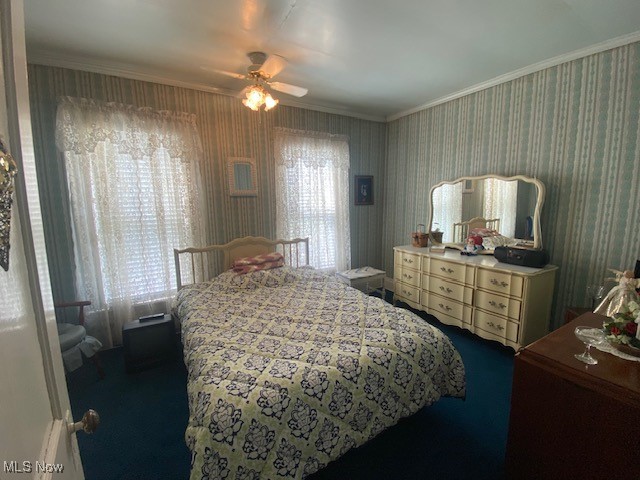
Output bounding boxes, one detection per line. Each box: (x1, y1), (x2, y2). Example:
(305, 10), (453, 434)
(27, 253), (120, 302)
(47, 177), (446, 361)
(55, 300), (105, 379)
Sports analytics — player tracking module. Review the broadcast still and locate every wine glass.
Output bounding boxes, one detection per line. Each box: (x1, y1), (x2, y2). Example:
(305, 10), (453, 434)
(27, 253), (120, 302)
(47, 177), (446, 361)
(586, 284), (605, 310)
(574, 326), (606, 365)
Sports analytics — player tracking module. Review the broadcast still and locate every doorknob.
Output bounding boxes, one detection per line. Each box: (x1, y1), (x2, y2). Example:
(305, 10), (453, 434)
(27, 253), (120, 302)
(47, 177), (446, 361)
(68, 409), (100, 434)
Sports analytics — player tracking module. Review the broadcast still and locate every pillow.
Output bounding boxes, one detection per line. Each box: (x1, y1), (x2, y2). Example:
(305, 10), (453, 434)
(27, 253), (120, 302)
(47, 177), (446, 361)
(482, 234), (518, 249)
(232, 252), (284, 267)
(470, 227), (500, 237)
(233, 258), (284, 274)
(217, 265), (299, 289)
(468, 227), (517, 249)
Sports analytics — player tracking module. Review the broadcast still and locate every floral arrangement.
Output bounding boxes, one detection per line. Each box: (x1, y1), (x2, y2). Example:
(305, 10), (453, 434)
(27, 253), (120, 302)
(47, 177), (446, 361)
(603, 300), (640, 349)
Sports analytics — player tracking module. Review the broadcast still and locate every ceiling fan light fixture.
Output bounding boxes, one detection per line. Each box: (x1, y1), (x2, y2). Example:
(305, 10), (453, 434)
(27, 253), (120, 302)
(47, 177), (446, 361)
(242, 98), (259, 111)
(264, 93), (278, 111)
(242, 84), (279, 112)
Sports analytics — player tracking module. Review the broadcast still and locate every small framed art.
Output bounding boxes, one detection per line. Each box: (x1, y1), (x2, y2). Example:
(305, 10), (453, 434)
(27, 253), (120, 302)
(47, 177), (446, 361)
(227, 157), (258, 197)
(462, 179), (474, 193)
(354, 175), (373, 205)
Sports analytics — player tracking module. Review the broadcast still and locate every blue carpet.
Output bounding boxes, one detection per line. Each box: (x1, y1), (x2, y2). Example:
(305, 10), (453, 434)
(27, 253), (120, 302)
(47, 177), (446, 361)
(67, 298), (513, 480)
(67, 345), (190, 480)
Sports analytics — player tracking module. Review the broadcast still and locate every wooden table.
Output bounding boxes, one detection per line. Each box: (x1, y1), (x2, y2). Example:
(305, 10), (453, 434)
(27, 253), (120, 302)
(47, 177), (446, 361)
(505, 312), (640, 480)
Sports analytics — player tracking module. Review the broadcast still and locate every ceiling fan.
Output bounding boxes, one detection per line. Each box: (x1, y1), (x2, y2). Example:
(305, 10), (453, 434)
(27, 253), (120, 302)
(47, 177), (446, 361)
(208, 51), (308, 111)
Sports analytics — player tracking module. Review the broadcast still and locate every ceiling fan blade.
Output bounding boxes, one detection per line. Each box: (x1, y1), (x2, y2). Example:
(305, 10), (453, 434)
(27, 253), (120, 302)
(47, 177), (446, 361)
(261, 54), (287, 78)
(269, 82), (308, 98)
(236, 86), (250, 98)
(200, 66), (247, 80)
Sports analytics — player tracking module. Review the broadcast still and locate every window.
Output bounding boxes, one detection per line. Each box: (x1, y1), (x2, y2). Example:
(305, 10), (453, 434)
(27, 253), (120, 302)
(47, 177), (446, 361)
(274, 128), (350, 272)
(56, 97), (204, 347)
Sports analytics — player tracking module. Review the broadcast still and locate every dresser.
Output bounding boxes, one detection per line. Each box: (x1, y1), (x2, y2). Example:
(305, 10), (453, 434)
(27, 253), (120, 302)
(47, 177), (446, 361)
(505, 313), (640, 480)
(393, 245), (557, 350)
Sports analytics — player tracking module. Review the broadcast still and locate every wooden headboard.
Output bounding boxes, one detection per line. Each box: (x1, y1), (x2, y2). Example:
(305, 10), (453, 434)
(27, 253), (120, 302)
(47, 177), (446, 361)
(173, 236), (309, 290)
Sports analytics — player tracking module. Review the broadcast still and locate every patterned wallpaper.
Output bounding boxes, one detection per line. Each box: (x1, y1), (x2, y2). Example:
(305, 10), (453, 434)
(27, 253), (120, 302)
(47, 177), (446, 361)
(26, 41), (640, 330)
(27, 65), (386, 306)
(383, 42), (640, 328)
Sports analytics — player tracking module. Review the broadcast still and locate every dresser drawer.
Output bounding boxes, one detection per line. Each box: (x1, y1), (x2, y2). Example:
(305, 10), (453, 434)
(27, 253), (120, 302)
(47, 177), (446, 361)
(427, 293), (472, 324)
(424, 275), (473, 305)
(428, 306), (473, 328)
(474, 309), (519, 342)
(477, 268), (523, 298)
(395, 250), (421, 270)
(429, 258), (475, 285)
(395, 266), (420, 287)
(475, 290), (522, 322)
(395, 282), (420, 304)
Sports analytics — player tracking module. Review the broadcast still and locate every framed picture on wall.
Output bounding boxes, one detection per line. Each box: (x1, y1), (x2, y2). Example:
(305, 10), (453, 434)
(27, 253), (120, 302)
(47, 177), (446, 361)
(355, 175), (374, 205)
(463, 179), (474, 193)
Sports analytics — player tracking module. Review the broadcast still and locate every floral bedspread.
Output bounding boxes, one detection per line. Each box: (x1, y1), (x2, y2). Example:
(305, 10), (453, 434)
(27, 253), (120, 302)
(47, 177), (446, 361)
(174, 267), (466, 480)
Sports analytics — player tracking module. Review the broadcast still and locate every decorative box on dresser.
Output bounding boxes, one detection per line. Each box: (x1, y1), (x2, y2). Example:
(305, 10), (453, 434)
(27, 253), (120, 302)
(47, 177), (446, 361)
(505, 313), (640, 480)
(393, 245), (558, 350)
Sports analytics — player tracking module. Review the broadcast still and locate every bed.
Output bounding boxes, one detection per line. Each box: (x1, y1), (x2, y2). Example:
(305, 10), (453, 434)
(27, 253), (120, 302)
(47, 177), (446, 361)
(173, 236), (466, 480)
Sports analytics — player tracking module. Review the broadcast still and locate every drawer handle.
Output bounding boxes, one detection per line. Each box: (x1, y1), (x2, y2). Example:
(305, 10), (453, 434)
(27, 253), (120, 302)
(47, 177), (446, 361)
(488, 300), (507, 310)
(403, 273), (413, 280)
(403, 290), (412, 297)
(487, 321), (505, 331)
(404, 258), (413, 264)
(490, 278), (509, 288)
(438, 303), (452, 312)
(439, 286), (453, 294)
(440, 267), (454, 274)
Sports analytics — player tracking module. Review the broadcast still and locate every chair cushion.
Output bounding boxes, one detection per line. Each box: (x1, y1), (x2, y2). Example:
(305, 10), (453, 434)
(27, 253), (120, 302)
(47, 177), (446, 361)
(58, 323), (86, 351)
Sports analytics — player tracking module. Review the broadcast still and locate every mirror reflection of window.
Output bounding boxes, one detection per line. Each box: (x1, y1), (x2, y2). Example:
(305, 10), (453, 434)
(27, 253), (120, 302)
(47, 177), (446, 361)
(429, 176), (543, 248)
(484, 179), (518, 238)
(432, 182), (463, 243)
(234, 163), (254, 190)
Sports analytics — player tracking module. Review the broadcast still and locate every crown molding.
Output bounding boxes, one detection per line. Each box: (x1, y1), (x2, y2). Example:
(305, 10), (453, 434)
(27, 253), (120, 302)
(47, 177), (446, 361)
(26, 49), (386, 123)
(386, 30), (640, 122)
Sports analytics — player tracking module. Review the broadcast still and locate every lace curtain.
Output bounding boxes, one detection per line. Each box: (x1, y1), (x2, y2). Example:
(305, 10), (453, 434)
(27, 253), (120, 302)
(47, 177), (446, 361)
(432, 183), (463, 243)
(484, 178), (518, 238)
(56, 97), (205, 347)
(274, 128), (351, 272)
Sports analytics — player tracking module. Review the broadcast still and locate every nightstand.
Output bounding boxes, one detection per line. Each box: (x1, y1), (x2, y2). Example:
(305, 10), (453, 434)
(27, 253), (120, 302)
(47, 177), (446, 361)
(122, 314), (177, 372)
(336, 267), (386, 297)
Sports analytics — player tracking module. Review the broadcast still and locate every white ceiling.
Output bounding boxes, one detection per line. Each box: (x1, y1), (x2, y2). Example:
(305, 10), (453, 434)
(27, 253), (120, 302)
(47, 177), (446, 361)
(24, 0), (640, 121)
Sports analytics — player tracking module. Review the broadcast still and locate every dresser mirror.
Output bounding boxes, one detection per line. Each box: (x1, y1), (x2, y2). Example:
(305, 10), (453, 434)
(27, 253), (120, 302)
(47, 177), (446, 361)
(427, 174), (545, 250)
